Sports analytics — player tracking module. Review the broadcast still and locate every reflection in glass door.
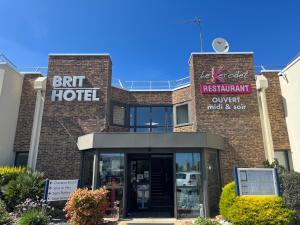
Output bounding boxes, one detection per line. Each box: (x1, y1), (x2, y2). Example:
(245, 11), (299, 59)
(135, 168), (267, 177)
(128, 158), (150, 211)
(175, 153), (203, 218)
(99, 153), (124, 216)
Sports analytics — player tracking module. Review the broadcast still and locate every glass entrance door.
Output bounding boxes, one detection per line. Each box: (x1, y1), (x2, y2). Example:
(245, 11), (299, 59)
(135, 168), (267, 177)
(128, 157), (150, 211)
(126, 154), (173, 217)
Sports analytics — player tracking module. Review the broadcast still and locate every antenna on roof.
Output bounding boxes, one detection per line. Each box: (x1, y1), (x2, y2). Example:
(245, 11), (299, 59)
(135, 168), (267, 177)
(180, 16), (204, 52)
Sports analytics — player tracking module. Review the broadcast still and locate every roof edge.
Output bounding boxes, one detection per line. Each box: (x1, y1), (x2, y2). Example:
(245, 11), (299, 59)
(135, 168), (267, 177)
(48, 53), (110, 56)
(188, 52), (254, 64)
(280, 54), (300, 74)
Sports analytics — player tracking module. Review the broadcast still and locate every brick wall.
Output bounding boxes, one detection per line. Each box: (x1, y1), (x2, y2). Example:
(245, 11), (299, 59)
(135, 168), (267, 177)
(261, 71), (290, 150)
(36, 55), (112, 179)
(190, 53), (266, 183)
(14, 73), (41, 152)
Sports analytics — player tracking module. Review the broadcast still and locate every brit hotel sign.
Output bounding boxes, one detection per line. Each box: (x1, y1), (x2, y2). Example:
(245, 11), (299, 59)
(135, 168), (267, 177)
(51, 75), (100, 101)
(199, 66), (252, 111)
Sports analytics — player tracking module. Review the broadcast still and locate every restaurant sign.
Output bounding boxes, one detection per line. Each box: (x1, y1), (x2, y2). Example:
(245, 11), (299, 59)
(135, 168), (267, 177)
(199, 83), (252, 94)
(199, 65), (252, 95)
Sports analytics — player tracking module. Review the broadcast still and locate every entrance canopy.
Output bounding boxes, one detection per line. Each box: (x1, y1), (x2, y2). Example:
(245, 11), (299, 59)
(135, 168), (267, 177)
(77, 132), (225, 150)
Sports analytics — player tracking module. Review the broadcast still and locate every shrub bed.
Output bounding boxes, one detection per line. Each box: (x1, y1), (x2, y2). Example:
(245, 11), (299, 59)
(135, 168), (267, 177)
(0, 166), (27, 186)
(0, 200), (12, 225)
(194, 217), (220, 225)
(18, 209), (49, 225)
(281, 172), (300, 222)
(64, 187), (108, 225)
(219, 182), (236, 220)
(227, 196), (295, 225)
(3, 170), (44, 210)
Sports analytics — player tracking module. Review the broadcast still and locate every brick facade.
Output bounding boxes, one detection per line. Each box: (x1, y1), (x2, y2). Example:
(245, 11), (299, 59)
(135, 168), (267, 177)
(261, 71), (290, 150)
(14, 73), (41, 152)
(12, 53), (290, 185)
(36, 55), (112, 179)
(190, 53), (266, 183)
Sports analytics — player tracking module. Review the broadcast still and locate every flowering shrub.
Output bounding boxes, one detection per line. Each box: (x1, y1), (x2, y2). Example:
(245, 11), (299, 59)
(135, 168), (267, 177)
(14, 198), (53, 217)
(64, 187), (109, 225)
(4, 170), (44, 210)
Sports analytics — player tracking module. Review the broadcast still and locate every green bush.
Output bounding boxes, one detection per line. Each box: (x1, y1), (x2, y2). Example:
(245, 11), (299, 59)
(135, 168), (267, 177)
(219, 182), (236, 220)
(0, 200), (12, 225)
(0, 166), (28, 186)
(194, 217), (220, 225)
(281, 172), (300, 222)
(4, 170), (44, 210)
(64, 187), (108, 225)
(227, 196), (295, 225)
(18, 209), (49, 225)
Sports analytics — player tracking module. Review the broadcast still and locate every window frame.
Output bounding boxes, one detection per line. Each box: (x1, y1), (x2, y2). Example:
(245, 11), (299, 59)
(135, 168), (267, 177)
(274, 150), (291, 171)
(14, 152), (29, 167)
(111, 102), (128, 127)
(128, 104), (173, 132)
(173, 101), (192, 127)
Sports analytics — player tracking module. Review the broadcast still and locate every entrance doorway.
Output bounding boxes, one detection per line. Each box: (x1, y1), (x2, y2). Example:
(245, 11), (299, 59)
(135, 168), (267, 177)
(126, 154), (174, 217)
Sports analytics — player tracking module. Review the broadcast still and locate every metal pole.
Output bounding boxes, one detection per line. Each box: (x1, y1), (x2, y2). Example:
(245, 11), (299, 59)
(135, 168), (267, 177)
(92, 153), (99, 190)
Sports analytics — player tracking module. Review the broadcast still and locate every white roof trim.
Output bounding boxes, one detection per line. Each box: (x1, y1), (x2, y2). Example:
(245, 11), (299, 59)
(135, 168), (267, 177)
(20, 72), (43, 75)
(280, 54), (300, 74)
(189, 52), (254, 63)
(0, 62), (20, 74)
(48, 53), (110, 56)
(111, 83), (190, 92)
(261, 70), (281, 73)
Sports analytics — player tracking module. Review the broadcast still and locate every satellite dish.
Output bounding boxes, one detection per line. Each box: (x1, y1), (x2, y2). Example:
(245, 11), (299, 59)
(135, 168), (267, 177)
(212, 37), (230, 53)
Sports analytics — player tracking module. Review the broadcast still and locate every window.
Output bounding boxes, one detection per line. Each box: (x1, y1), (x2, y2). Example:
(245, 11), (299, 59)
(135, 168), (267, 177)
(99, 153), (125, 216)
(15, 152), (29, 166)
(129, 106), (173, 132)
(275, 150), (291, 171)
(176, 152), (203, 218)
(174, 102), (191, 126)
(112, 105), (126, 126)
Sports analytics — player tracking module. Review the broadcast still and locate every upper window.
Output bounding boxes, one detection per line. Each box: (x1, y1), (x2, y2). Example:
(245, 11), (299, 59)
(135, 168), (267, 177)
(129, 106), (173, 132)
(112, 105), (126, 126)
(174, 102), (191, 126)
(275, 150), (291, 171)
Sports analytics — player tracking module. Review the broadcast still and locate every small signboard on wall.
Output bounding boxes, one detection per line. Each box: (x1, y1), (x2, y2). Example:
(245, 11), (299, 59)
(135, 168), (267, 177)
(44, 179), (79, 202)
(234, 168), (279, 196)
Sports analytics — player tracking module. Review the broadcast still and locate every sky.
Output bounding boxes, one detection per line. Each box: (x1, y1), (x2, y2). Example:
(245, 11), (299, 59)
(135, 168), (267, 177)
(0, 0), (299, 80)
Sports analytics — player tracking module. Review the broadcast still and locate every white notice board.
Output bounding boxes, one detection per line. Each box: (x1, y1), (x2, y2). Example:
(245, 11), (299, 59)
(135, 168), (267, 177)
(234, 168), (279, 196)
(44, 179), (79, 202)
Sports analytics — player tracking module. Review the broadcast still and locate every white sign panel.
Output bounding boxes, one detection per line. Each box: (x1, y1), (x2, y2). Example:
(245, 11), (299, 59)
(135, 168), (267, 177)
(235, 168), (279, 196)
(45, 179), (78, 202)
(51, 75), (100, 102)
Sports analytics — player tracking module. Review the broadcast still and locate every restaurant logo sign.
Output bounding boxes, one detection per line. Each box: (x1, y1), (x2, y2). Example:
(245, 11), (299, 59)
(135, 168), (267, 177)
(199, 66), (252, 111)
(199, 65), (252, 95)
(51, 75), (100, 102)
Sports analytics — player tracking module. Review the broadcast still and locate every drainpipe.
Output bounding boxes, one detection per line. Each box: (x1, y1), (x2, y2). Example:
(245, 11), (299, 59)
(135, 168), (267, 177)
(256, 75), (275, 162)
(27, 77), (47, 170)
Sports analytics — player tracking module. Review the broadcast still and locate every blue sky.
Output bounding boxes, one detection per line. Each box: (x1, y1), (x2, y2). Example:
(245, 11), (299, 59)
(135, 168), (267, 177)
(0, 0), (299, 80)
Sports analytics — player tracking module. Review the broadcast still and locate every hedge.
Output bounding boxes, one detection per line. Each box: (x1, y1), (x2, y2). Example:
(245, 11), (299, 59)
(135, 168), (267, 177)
(227, 196), (295, 225)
